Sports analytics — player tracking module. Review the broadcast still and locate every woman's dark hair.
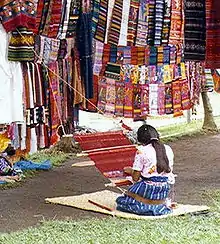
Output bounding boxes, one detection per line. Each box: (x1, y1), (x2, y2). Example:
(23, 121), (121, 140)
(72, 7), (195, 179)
(137, 124), (171, 174)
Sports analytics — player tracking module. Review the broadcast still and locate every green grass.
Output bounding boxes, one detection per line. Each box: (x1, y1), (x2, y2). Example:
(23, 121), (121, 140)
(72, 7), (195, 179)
(157, 116), (220, 142)
(0, 190), (219, 244)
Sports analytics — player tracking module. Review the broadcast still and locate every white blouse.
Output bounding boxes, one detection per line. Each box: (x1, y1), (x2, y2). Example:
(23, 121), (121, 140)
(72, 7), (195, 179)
(132, 144), (175, 184)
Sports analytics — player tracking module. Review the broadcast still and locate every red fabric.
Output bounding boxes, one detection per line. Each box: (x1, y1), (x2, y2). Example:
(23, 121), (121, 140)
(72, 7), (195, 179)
(74, 131), (132, 151)
(89, 147), (136, 173)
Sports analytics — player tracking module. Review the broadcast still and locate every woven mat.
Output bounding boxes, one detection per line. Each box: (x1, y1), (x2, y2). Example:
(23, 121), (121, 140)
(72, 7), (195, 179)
(45, 190), (210, 220)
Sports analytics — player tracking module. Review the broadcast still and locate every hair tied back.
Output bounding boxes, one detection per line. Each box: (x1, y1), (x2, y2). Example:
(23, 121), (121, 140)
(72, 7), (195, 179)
(151, 137), (159, 141)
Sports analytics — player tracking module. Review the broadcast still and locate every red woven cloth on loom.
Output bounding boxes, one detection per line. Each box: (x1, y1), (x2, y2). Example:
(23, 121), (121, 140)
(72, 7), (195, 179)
(74, 131), (137, 184)
(74, 131), (132, 151)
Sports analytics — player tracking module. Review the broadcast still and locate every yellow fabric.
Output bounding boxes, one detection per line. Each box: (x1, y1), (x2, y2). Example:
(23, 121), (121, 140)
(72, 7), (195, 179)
(0, 134), (10, 152)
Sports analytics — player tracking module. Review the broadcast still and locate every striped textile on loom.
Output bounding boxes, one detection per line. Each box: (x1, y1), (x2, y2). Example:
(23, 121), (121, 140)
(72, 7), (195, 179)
(127, 0), (140, 46)
(205, 0), (220, 69)
(184, 0), (206, 61)
(74, 131), (132, 151)
(107, 0), (123, 45)
(74, 131), (136, 178)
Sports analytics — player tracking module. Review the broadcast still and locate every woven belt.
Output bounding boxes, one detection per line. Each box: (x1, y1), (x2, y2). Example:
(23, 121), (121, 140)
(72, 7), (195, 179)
(125, 191), (165, 205)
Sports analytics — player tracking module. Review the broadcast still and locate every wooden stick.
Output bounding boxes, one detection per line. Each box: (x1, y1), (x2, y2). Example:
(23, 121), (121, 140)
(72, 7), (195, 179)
(82, 144), (138, 154)
(88, 199), (113, 212)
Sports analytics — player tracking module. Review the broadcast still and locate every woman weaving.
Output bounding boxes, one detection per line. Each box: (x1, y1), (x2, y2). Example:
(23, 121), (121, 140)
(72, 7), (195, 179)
(116, 124), (175, 216)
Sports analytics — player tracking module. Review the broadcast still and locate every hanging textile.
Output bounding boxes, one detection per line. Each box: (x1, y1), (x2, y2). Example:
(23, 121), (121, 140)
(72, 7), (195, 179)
(97, 78), (107, 112)
(147, 0), (155, 46)
(169, 0), (184, 46)
(205, 0), (220, 69)
(212, 69), (220, 93)
(92, 0), (108, 42)
(118, 0), (131, 46)
(107, 0), (123, 45)
(180, 79), (191, 110)
(184, 0), (206, 61)
(135, 0), (148, 46)
(0, 24), (23, 124)
(165, 83), (173, 114)
(8, 28), (35, 62)
(0, 0), (36, 32)
(161, 0), (171, 45)
(77, 12), (94, 99)
(154, 0), (165, 46)
(115, 81), (125, 116)
(140, 84), (149, 117)
(66, 0), (81, 37)
(133, 84), (142, 120)
(124, 83), (134, 117)
(127, 0), (140, 46)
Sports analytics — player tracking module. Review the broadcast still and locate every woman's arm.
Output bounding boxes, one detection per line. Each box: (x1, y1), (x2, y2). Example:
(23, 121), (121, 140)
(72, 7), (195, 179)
(123, 167), (141, 182)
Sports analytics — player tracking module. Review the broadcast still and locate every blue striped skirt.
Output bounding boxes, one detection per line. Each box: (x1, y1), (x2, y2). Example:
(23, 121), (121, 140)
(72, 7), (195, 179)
(116, 176), (172, 216)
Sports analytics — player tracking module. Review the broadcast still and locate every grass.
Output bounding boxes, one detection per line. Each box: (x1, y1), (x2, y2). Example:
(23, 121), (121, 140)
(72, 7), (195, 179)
(0, 190), (219, 244)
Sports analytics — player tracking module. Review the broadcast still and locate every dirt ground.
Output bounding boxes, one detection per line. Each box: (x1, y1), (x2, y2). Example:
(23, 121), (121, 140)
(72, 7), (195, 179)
(1, 133), (220, 233)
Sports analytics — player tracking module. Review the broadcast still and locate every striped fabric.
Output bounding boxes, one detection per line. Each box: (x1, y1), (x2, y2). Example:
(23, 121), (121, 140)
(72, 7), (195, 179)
(107, 0), (123, 45)
(127, 0), (140, 46)
(161, 0), (171, 45)
(116, 177), (171, 216)
(94, 0), (108, 42)
(184, 0), (206, 61)
(8, 28), (35, 62)
(66, 0), (80, 38)
(154, 0), (164, 46)
(140, 84), (149, 117)
(147, 0), (155, 46)
(136, 0), (148, 46)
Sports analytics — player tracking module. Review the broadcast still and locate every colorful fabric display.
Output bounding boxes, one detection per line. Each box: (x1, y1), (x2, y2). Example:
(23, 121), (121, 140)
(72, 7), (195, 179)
(118, 0), (130, 45)
(172, 80), (183, 117)
(97, 77), (107, 112)
(124, 83), (134, 117)
(154, 0), (164, 46)
(147, 0), (155, 46)
(93, 40), (104, 76)
(115, 81), (125, 116)
(133, 84), (142, 120)
(136, 0), (148, 46)
(140, 84), (149, 117)
(184, 0), (206, 61)
(157, 84), (165, 115)
(149, 84), (158, 115)
(204, 69), (214, 92)
(8, 28), (35, 62)
(180, 79), (191, 110)
(165, 83), (173, 114)
(105, 76), (116, 115)
(161, 0), (171, 45)
(169, 0), (184, 46)
(66, 0), (80, 37)
(127, 0), (140, 46)
(205, 0), (220, 69)
(0, 0), (36, 32)
(93, 0), (108, 42)
(107, 0), (123, 45)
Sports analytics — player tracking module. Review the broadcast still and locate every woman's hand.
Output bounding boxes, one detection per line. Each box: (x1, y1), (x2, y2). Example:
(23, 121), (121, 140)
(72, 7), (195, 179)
(123, 166), (133, 175)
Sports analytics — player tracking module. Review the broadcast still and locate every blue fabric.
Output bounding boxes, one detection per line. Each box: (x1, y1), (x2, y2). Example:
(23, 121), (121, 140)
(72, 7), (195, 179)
(116, 177), (172, 216)
(13, 160), (52, 171)
(0, 181), (6, 184)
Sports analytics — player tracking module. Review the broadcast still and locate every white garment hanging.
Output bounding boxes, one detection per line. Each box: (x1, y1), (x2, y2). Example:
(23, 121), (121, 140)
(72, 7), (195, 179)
(0, 24), (23, 124)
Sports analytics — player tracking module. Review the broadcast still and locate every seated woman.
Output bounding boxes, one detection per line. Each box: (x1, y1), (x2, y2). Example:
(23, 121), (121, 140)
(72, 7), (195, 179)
(116, 124), (175, 216)
(0, 145), (21, 181)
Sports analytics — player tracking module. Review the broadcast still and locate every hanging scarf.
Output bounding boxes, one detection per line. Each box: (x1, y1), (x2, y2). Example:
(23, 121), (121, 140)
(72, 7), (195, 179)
(66, 0), (80, 37)
(154, 0), (165, 46)
(115, 81), (125, 116)
(140, 84), (149, 117)
(161, 0), (171, 45)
